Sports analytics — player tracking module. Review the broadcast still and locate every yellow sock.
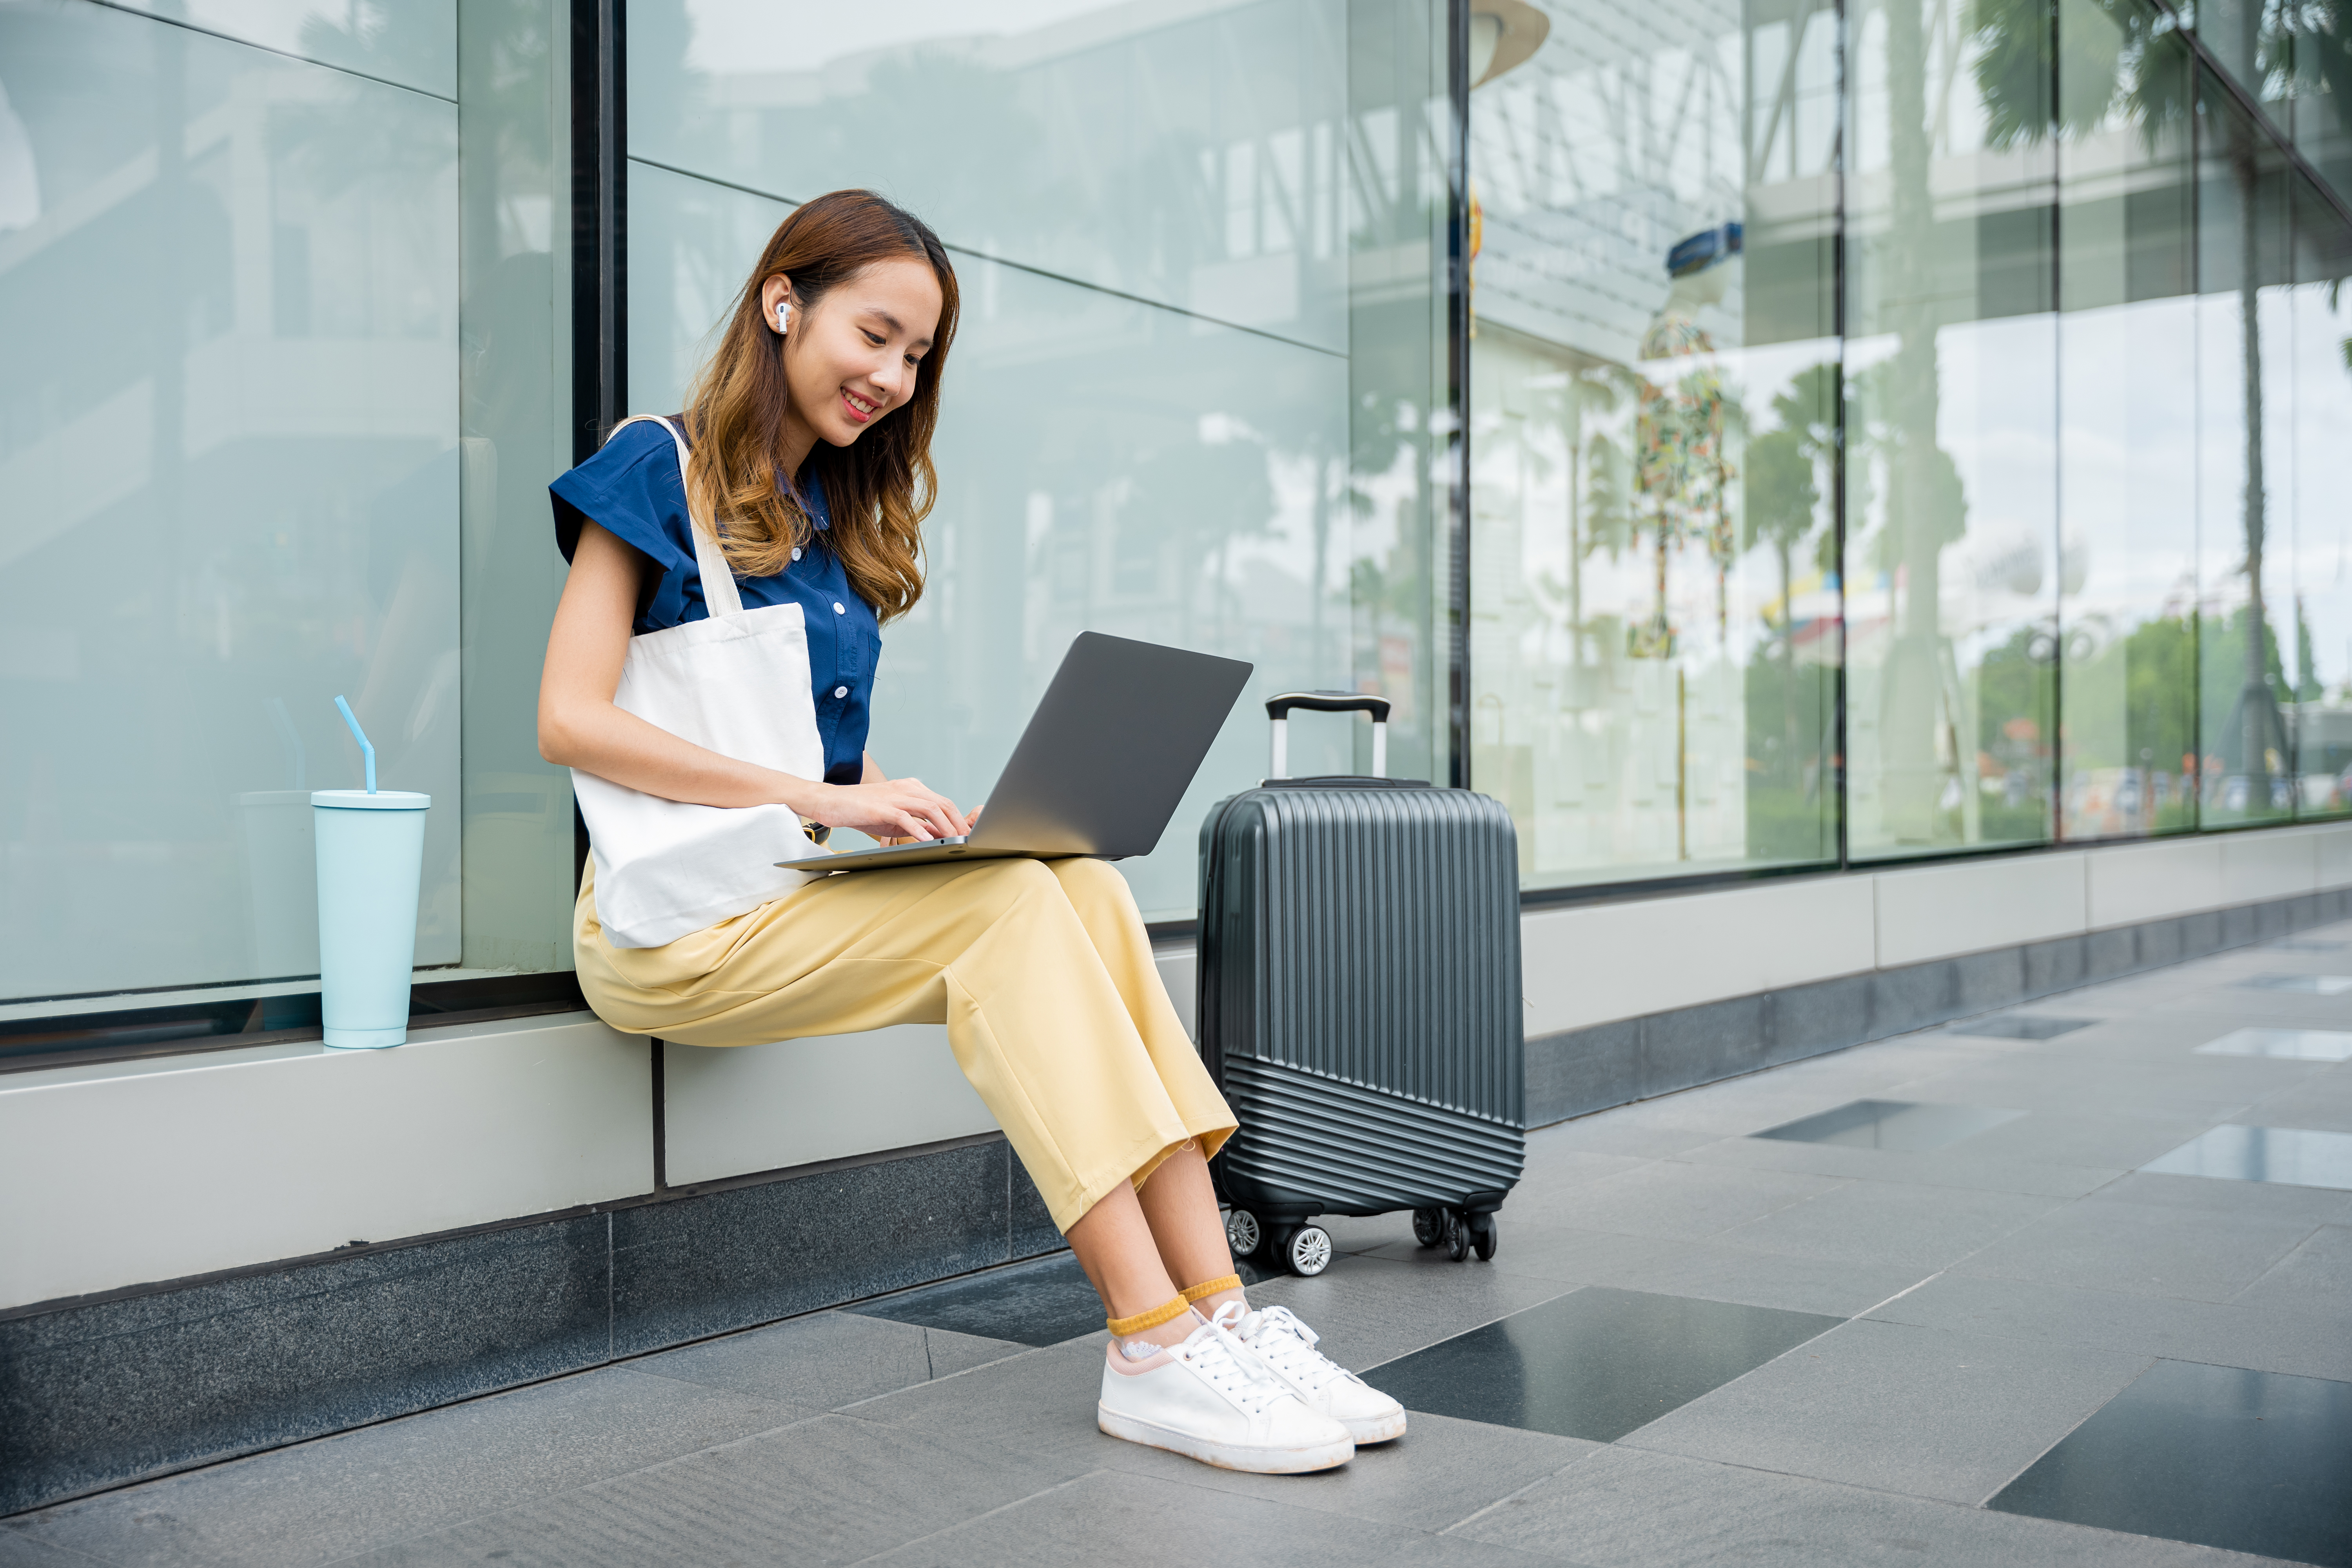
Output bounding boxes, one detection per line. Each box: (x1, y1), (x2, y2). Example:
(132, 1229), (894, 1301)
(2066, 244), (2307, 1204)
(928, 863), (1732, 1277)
(1179, 1273), (1242, 1305)
(1105, 1294), (1192, 1337)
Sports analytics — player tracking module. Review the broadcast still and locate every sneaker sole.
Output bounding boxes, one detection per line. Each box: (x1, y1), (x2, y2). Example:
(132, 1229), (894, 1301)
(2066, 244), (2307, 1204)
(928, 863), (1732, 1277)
(1097, 1406), (1354, 1474)
(1342, 1409), (1408, 1444)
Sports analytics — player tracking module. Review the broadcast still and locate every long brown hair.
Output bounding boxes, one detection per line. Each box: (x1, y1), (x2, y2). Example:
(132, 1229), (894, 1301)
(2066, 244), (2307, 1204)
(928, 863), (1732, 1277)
(680, 190), (957, 622)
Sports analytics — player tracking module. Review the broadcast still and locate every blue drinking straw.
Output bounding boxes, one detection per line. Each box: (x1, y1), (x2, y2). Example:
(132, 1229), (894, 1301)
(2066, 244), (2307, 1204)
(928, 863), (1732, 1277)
(334, 695), (377, 793)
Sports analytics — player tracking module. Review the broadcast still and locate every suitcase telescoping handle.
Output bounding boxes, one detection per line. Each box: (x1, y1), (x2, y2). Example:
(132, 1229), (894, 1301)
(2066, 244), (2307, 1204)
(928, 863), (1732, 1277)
(1266, 691), (1390, 780)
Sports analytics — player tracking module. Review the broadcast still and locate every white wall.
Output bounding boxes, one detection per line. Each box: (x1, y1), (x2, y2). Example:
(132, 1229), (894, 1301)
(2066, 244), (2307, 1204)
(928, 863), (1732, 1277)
(13, 824), (2352, 1310)
(1517, 822), (2352, 1037)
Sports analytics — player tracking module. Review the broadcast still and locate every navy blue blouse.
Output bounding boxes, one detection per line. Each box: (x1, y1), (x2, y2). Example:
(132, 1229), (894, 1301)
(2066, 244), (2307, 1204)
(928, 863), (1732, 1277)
(549, 421), (879, 785)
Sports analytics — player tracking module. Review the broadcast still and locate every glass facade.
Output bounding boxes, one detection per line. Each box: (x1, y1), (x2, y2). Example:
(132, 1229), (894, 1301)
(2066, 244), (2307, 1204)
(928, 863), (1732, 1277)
(1468, 0), (2352, 889)
(4, 0), (2351, 1031)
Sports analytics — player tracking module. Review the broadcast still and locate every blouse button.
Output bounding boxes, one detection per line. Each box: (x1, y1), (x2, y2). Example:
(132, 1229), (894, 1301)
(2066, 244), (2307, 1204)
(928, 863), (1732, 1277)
(832, 601), (845, 614)
(833, 686), (848, 699)
(791, 547), (802, 561)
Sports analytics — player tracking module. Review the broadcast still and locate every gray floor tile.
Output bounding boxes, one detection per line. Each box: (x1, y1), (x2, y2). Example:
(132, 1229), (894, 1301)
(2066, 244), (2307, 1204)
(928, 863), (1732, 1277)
(2089, 1169), (2352, 1225)
(2230, 1224), (2352, 1318)
(633, 1310), (1023, 1409)
(1942, 1110), (2220, 1171)
(1362, 1222), (1682, 1281)
(11, 1367), (798, 1568)
(1366, 1287), (1840, 1443)
(1675, 1129), (2119, 1198)
(1514, 1143), (1659, 1192)
(832, 1338), (1111, 1466)
(2196, 1026), (2352, 1062)
(1238, 1255), (1581, 1374)
(1711, 1179), (2063, 1270)
(1450, 1443), (2281, 1568)
(1622, 1318), (2151, 1505)
(0, 1531), (109, 1568)
(1473, 1221), (1927, 1318)
(1749, 1098), (2025, 1150)
(1514, 1161), (1846, 1242)
(1316, 1211), (1423, 1254)
(846, 1253), (1105, 1348)
(1990, 1359), (2352, 1568)
(1071, 1408), (1599, 1535)
(1954, 1196), (2321, 1302)
(2141, 1124), (2352, 1191)
(1523, 1116), (1742, 1159)
(859, 1465), (1597, 1568)
(1867, 1270), (2352, 1382)
(339, 1414), (1086, 1568)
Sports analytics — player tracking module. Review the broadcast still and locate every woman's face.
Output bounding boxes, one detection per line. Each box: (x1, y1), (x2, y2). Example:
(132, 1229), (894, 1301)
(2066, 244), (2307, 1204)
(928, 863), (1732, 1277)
(763, 258), (943, 455)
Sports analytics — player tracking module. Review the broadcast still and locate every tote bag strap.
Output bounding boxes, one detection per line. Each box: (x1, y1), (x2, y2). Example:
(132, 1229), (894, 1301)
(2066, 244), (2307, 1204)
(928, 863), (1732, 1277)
(608, 414), (745, 618)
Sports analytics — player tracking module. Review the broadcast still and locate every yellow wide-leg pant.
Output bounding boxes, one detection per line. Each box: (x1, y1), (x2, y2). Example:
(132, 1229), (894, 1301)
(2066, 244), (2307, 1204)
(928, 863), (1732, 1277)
(574, 855), (1236, 1234)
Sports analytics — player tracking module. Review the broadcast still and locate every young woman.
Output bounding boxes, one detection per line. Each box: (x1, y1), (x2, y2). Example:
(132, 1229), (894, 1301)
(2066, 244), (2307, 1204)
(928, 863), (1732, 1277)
(537, 190), (1403, 1474)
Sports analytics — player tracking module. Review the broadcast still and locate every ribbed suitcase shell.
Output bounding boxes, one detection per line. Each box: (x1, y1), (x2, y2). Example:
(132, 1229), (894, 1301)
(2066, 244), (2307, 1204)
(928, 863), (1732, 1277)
(1196, 779), (1525, 1221)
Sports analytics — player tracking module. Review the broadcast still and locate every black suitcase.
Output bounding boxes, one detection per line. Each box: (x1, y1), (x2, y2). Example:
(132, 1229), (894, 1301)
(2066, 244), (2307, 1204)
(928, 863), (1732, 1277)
(1196, 691), (1525, 1277)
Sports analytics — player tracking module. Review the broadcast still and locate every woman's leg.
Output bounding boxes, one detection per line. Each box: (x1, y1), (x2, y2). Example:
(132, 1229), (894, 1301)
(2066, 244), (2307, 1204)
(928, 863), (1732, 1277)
(1042, 858), (1244, 1308)
(1134, 1141), (1244, 1314)
(1040, 861), (1405, 1446)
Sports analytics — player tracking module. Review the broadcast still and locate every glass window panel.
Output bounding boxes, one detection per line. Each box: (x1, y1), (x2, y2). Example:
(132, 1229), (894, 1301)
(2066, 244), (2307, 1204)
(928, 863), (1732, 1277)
(2184, 0), (2270, 108)
(2196, 73), (2296, 824)
(458, 0), (574, 971)
(1846, 0), (2059, 858)
(629, 0), (1352, 357)
(2056, 0), (2200, 840)
(105, 0), (457, 100)
(2287, 172), (2352, 813)
(2283, 3), (2352, 202)
(1467, 0), (1840, 888)
(622, 3), (1451, 922)
(0, 1), (460, 1002)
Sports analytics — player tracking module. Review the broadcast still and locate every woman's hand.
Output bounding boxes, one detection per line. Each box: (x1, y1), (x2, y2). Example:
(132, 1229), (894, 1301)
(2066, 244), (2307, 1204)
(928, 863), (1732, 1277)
(810, 776), (970, 842)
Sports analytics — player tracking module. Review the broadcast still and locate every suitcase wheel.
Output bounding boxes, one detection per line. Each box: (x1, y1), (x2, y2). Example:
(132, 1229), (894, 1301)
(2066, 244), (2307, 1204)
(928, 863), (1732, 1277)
(1411, 1208), (1447, 1249)
(1443, 1211), (1471, 1263)
(1468, 1211), (1498, 1263)
(1223, 1207), (1263, 1260)
(1274, 1224), (1333, 1278)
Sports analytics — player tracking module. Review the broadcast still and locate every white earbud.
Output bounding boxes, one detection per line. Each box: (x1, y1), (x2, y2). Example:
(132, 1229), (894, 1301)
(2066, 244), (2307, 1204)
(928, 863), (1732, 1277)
(774, 300), (791, 335)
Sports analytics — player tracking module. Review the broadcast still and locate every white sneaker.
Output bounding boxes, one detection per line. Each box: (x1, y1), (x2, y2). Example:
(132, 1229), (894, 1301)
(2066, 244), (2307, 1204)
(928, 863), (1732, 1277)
(1097, 1315), (1356, 1474)
(1217, 1301), (1408, 1444)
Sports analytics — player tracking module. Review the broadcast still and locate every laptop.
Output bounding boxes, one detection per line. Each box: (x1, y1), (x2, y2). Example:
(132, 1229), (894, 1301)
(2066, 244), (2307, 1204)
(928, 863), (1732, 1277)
(791, 632), (1254, 873)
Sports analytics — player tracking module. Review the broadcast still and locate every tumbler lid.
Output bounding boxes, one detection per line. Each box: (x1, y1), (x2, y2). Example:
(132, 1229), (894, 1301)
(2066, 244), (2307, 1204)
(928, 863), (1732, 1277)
(310, 789), (431, 811)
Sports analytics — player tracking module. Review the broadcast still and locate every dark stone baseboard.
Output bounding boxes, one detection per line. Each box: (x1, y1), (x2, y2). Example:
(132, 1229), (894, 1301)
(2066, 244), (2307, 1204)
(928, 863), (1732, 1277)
(0, 1138), (1068, 1516)
(1526, 887), (2352, 1127)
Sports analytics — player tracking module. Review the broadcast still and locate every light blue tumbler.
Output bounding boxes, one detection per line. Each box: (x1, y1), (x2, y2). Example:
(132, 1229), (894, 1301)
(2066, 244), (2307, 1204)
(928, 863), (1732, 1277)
(312, 697), (430, 1048)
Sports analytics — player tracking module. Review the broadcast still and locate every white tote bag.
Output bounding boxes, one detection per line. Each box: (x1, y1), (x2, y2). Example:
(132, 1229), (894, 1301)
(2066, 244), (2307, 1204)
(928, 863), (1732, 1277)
(572, 416), (832, 948)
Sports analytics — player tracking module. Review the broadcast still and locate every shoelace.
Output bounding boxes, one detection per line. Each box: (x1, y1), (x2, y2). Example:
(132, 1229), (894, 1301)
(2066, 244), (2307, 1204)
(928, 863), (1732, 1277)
(1173, 1322), (1284, 1416)
(1223, 1303), (1349, 1393)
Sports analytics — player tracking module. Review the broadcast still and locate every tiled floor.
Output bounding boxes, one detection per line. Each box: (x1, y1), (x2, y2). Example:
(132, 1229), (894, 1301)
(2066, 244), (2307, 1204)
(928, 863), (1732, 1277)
(9, 931), (2352, 1566)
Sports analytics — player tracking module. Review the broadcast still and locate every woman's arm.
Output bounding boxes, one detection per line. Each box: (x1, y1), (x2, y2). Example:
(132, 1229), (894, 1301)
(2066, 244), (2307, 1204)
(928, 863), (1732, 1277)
(538, 522), (970, 840)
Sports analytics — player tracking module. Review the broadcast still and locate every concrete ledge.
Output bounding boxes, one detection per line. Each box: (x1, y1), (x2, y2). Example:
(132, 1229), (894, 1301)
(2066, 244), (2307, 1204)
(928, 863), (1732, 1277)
(664, 1025), (995, 1188)
(1526, 885), (2351, 1126)
(0, 1015), (654, 1310)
